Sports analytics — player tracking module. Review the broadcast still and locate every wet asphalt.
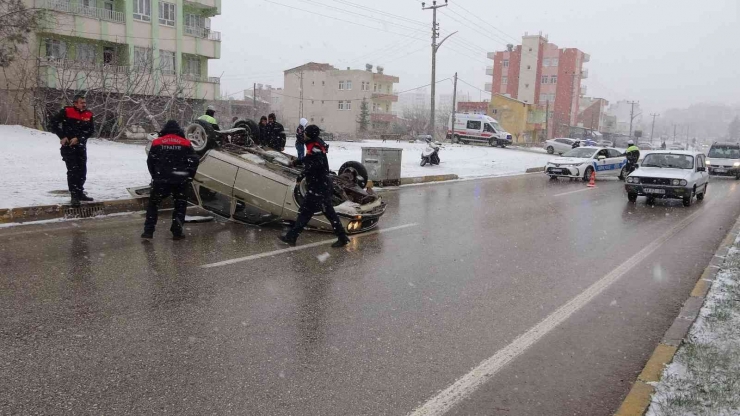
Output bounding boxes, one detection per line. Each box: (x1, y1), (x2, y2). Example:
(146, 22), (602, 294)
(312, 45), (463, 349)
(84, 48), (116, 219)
(2, 174), (740, 415)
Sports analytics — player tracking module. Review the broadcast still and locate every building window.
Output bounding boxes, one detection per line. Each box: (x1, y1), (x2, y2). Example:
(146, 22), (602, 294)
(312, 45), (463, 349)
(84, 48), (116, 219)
(550, 75), (557, 84)
(321, 100), (325, 104)
(134, 47), (153, 70)
(503, 59), (509, 68)
(322, 81), (325, 86)
(159, 50), (175, 75)
(527, 65), (531, 70)
(45, 39), (66, 59)
(491, 109), (498, 114)
(104, 1), (113, 13)
(311, 118), (314, 122)
(183, 56), (201, 76)
(338, 100), (352, 110)
(338, 101), (345, 110)
(321, 118), (324, 122)
(103, 47), (115, 65)
(551, 58), (559, 67)
(312, 81), (315, 85)
(362, 81), (369, 91)
(159, 2), (176, 26)
(133, 0), (151, 21)
(525, 83), (529, 88)
(373, 83), (378, 92)
(311, 100), (314, 104)
(541, 75), (548, 84)
(346, 80), (352, 90)
(543, 58), (550, 67)
(339, 81), (345, 90)
(502, 76), (508, 85)
(76, 43), (96, 64)
(387, 85), (391, 93)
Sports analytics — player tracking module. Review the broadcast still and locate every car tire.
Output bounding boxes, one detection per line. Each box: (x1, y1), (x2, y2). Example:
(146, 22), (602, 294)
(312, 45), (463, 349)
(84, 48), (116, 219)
(735, 173), (740, 180)
(233, 119), (260, 144)
(683, 195), (692, 207)
(452, 135), (460, 144)
(697, 183), (707, 201)
(339, 161), (369, 189)
(582, 166), (594, 182)
(647, 196), (656, 205)
(549, 175), (558, 180)
(186, 120), (218, 156)
(619, 166), (626, 181)
(546, 146), (554, 154)
(628, 193), (638, 202)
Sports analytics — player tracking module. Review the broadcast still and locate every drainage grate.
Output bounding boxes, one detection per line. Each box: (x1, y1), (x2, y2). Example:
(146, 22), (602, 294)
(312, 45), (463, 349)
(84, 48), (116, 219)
(64, 205), (107, 219)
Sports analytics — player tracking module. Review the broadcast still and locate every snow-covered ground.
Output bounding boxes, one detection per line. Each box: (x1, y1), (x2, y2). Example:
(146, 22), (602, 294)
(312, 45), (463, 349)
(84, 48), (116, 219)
(647, 236), (740, 415)
(0, 126), (552, 209)
(0, 125), (150, 208)
(283, 138), (552, 179)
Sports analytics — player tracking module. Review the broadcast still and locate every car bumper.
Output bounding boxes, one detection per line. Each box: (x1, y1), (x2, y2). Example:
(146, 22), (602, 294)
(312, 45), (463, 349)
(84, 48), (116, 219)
(708, 167), (739, 176)
(625, 184), (690, 199)
(336, 201), (387, 234)
(545, 166), (582, 177)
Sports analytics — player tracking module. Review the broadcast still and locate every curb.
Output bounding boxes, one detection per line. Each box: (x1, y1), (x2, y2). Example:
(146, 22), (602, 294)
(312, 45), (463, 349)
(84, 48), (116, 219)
(614, 215), (740, 416)
(398, 174), (459, 186)
(0, 197), (171, 225)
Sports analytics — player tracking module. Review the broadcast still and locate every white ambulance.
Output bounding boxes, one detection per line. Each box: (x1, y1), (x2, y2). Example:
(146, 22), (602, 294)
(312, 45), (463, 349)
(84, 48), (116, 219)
(447, 113), (513, 148)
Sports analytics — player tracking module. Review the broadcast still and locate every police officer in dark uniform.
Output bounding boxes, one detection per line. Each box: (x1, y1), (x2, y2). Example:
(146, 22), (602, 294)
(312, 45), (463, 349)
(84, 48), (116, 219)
(265, 113), (286, 151)
(49, 94), (95, 207)
(279, 125), (350, 248)
(142, 120), (200, 240)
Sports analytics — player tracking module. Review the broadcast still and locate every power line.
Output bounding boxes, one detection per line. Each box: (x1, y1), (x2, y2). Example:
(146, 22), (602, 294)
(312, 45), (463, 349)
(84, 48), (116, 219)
(457, 77), (491, 95)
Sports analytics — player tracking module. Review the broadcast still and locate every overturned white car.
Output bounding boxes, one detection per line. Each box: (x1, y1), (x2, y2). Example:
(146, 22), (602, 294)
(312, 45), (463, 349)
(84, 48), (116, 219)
(137, 120), (386, 234)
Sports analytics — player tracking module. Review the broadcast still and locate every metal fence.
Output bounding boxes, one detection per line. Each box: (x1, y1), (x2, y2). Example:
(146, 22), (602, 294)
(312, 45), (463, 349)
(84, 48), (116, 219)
(42, 0), (125, 23)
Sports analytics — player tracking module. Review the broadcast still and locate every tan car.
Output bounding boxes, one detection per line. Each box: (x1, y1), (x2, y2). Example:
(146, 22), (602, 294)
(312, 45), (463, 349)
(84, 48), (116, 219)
(138, 120), (386, 234)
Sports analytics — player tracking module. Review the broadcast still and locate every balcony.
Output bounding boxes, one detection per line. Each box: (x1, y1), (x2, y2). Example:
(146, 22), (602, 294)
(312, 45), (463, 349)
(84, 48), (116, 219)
(40, 0), (125, 23)
(583, 53), (591, 63)
(581, 69), (589, 79)
(372, 92), (398, 102)
(486, 66), (494, 76)
(182, 73), (221, 84)
(184, 25), (222, 41)
(485, 83), (492, 92)
(371, 113), (397, 123)
(487, 52), (496, 60)
(580, 85), (587, 96)
(40, 58), (129, 74)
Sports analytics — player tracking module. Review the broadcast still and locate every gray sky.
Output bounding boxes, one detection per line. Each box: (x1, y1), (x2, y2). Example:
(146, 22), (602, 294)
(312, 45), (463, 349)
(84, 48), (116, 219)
(211, 0), (739, 113)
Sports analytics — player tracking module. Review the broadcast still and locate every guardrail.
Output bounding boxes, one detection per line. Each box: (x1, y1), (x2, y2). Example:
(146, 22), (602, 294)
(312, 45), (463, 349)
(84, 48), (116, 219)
(41, 0), (125, 23)
(184, 25), (222, 41)
(182, 74), (221, 84)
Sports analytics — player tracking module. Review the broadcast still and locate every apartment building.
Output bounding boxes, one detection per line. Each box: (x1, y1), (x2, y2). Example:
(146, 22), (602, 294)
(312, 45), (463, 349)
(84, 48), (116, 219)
(577, 97), (609, 132)
(2, 0), (222, 126)
(487, 33), (589, 139)
(457, 101), (489, 115)
(282, 62), (400, 134)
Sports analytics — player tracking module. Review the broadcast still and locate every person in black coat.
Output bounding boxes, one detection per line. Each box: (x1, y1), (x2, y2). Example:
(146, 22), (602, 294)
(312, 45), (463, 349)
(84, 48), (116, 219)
(279, 125), (350, 248)
(142, 120), (200, 240)
(265, 113), (286, 151)
(49, 94), (95, 206)
(256, 116), (268, 146)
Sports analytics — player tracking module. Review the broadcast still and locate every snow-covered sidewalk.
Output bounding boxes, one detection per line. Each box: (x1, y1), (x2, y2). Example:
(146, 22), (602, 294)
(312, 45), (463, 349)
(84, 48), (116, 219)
(0, 126), (552, 209)
(647, 235), (740, 415)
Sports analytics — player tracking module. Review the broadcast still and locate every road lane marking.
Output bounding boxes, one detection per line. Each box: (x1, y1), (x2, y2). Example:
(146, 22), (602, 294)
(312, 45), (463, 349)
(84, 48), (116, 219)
(407, 206), (709, 416)
(200, 223), (419, 269)
(553, 188), (594, 197)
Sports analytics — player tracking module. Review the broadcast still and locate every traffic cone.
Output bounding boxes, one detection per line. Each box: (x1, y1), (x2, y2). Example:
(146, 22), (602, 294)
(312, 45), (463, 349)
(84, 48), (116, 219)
(587, 170), (596, 188)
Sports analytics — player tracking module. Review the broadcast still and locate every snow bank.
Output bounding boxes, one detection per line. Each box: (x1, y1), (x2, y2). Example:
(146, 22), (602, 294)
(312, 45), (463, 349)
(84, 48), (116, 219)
(0, 125), (150, 209)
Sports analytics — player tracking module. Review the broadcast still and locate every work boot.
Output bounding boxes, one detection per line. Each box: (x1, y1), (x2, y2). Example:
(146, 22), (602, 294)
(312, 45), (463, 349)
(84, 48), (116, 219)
(70, 197), (81, 208)
(331, 237), (350, 248)
(141, 231), (154, 239)
(278, 234), (297, 247)
(79, 194), (94, 202)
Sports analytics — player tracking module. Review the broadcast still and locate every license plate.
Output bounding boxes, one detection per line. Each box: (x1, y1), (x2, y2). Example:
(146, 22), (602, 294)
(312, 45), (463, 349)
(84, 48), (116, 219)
(714, 168), (727, 173)
(644, 188), (665, 195)
(551, 169), (564, 174)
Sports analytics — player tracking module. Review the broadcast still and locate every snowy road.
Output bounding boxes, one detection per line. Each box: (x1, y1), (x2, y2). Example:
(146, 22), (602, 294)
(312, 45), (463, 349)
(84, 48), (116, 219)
(0, 126), (551, 208)
(3, 174), (740, 415)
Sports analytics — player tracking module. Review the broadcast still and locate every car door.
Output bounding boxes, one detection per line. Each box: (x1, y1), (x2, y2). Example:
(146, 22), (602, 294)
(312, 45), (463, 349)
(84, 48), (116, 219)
(607, 148), (626, 176)
(594, 149), (612, 175)
(696, 154), (709, 188)
(554, 139), (570, 154)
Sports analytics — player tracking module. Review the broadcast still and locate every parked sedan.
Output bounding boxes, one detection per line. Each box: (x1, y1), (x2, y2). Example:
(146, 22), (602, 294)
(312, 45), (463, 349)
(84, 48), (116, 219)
(545, 147), (627, 181)
(544, 138), (577, 155)
(625, 151), (709, 206)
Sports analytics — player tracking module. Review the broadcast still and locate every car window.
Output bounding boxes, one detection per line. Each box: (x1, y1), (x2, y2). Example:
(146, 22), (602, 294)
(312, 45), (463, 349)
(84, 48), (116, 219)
(697, 155), (705, 168)
(555, 139), (566, 144)
(708, 145), (740, 159)
(563, 148), (598, 158)
(596, 149), (609, 158)
(642, 154), (694, 169)
(484, 123), (495, 133)
(467, 120), (481, 130)
(607, 149), (622, 158)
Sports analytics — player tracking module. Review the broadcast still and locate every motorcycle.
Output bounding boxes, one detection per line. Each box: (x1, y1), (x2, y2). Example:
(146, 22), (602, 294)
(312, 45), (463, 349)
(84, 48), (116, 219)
(620, 159), (639, 181)
(420, 139), (441, 167)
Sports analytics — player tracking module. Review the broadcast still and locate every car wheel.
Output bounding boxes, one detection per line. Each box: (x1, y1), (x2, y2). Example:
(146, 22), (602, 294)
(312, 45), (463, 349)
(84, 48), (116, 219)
(683, 195), (692, 207)
(233, 119), (259, 145)
(697, 183), (707, 201)
(582, 166), (594, 182)
(452, 135), (460, 144)
(546, 146), (554, 154)
(339, 161), (369, 188)
(186, 120), (218, 156)
(647, 196), (656, 205)
(735, 173), (740, 180)
(619, 166), (626, 181)
(628, 193), (638, 202)
(488, 139), (495, 147)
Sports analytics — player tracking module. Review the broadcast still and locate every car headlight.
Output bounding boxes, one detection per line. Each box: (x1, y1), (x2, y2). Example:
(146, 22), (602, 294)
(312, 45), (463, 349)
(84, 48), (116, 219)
(627, 177), (639, 184)
(672, 179), (680, 186)
(734, 162), (740, 167)
(680, 179), (688, 186)
(706, 160), (711, 165)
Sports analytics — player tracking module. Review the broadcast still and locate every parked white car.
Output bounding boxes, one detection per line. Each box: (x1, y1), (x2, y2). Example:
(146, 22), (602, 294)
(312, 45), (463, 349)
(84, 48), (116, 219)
(625, 151), (709, 206)
(545, 147), (627, 181)
(544, 138), (578, 155)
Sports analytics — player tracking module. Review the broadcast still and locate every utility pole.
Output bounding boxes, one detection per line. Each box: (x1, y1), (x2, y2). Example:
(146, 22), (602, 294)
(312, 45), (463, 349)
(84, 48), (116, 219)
(686, 124), (690, 149)
(545, 100), (550, 141)
(650, 113), (659, 144)
(451, 72), (457, 142)
(628, 101), (640, 139)
(299, 70), (304, 119)
(673, 124), (677, 143)
(253, 83), (257, 119)
(422, 0), (455, 138)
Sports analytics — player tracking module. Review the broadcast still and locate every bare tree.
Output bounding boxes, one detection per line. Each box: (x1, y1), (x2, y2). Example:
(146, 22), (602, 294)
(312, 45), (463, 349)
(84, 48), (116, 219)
(0, 0), (44, 67)
(402, 103), (429, 137)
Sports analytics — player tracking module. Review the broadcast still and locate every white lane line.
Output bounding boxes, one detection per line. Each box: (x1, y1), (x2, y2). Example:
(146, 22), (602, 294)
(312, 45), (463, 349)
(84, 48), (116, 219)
(200, 223), (418, 269)
(553, 188), (594, 197)
(407, 207), (708, 416)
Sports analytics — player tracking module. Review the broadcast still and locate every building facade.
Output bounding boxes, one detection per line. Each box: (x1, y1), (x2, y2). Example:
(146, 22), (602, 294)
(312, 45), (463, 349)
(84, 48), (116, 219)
(489, 94), (540, 143)
(457, 101), (489, 115)
(282, 63), (400, 135)
(577, 97), (609, 132)
(1, 0), (222, 126)
(487, 33), (589, 139)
